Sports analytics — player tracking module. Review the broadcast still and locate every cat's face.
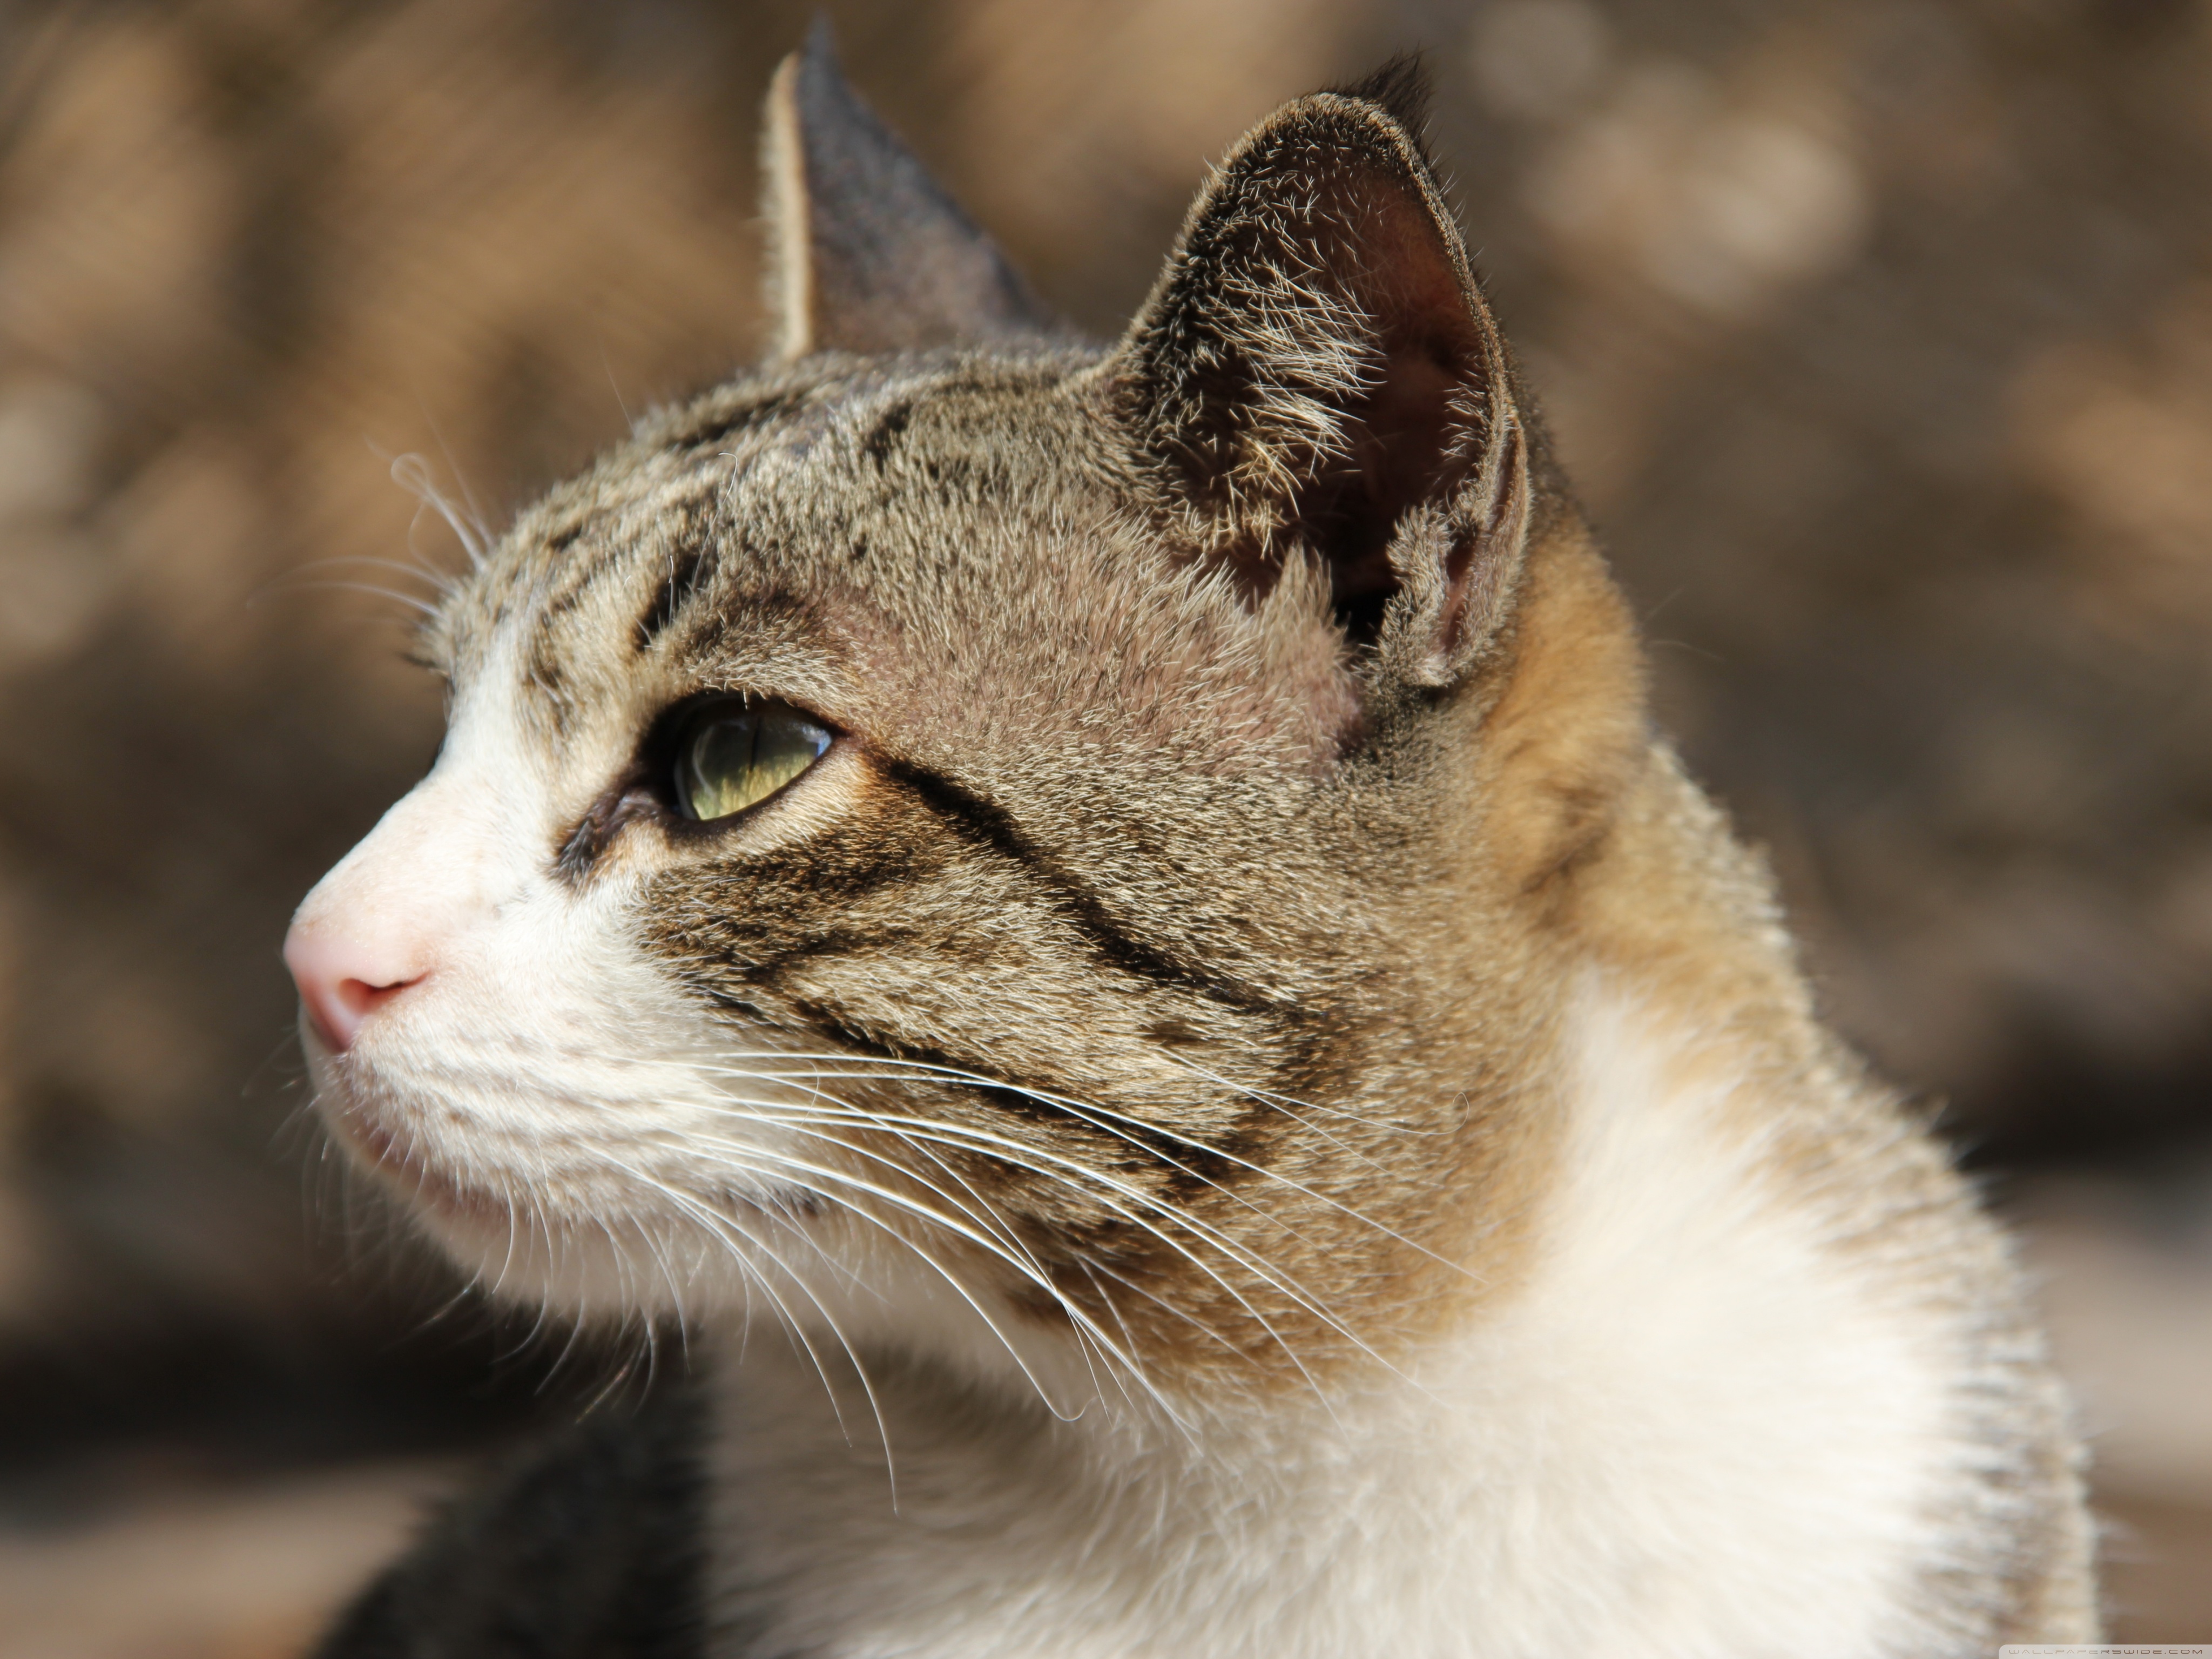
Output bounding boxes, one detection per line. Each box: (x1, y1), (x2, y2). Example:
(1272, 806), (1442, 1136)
(286, 49), (1619, 1395)
(293, 354), (1378, 1338)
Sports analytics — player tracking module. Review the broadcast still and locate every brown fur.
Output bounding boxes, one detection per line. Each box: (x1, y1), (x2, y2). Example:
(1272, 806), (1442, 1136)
(395, 35), (2095, 1644)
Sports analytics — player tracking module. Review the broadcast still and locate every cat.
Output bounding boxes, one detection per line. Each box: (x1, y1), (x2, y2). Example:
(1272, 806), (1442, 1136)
(291, 26), (2098, 1658)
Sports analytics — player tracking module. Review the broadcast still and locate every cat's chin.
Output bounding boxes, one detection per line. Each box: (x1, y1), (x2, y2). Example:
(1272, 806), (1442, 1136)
(327, 1102), (515, 1228)
(323, 1110), (788, 1321)
(309, 1085), (744, 1319)
(410, 1203), (751, 1324)
(355, 1133), (1104, 1394)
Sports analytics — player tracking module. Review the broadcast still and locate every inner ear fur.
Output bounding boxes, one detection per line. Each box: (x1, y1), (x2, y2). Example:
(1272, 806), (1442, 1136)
(761, 19), (1059, 360)
(1107, 76), (1532, 686)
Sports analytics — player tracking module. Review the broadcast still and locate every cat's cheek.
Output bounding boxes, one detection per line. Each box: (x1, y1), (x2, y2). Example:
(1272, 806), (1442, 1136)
(294, 943), (836, 1322)
(308, 1068), (696, 1321)
(282, 727), (882, 1321)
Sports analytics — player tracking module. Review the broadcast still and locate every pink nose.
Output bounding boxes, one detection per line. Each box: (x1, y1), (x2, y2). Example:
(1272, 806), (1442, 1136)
(283, 921), (428, 1053)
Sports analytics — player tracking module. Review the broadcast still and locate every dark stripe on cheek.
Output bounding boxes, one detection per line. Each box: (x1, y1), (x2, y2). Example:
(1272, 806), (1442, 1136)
(684, 976), (1063, 1127)
(666, 905), (1296, 1205)
(707, 993), (1161, 1188)
(792, 1007), (1072, 1128)
(874, 758), (1273, 1014)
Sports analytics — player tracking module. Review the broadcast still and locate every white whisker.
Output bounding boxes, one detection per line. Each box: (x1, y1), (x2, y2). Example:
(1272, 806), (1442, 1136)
(677, 1084), (1354, 1410)
(667, 1124), (1159, 1424)
(603, 1154), (905, 1502)
(690, 1059), (1392, 1332)
(698, 1049), (1479, 1286)
(383, 444), (490, 569)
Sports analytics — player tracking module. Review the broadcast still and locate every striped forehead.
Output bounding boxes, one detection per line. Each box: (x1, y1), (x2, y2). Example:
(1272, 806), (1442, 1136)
(430, 376), (872, 703)
(423, 353), (1112, 757)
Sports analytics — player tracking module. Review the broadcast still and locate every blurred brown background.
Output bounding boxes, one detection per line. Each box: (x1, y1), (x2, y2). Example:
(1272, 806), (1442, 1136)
(1, 0), (2208, 1651)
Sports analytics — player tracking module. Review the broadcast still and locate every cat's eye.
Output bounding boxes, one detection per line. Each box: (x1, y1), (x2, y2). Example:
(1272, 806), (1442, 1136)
(672, 699), (832, 822)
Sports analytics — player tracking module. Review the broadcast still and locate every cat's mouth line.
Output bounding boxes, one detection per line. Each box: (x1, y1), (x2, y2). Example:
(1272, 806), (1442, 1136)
(326, 1097), (817, 1235)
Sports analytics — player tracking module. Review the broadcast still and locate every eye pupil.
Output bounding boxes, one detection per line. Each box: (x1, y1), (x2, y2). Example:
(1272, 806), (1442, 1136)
(676, 701), (832, 821)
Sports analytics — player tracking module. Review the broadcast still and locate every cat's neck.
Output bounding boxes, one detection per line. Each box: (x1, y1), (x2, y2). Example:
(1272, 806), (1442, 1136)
(700, 543), (2032, 1657)
(704, 947), (1972, 1658)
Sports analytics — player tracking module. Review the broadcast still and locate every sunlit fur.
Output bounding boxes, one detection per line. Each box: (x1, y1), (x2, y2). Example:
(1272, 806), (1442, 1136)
(295, 45), (2096, 1657)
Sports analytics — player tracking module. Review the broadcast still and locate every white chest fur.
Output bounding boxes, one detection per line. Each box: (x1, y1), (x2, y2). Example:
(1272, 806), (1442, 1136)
(705, 985), (1973, 1658)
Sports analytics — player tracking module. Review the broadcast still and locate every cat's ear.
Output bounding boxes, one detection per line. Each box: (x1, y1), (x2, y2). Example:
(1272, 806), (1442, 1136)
(760, 19), (1057, 360)
(1105, 60), (1533, 687)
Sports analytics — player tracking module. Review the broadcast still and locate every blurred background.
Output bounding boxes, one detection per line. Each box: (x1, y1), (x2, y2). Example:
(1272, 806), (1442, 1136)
(1, 0), (2208, 1650)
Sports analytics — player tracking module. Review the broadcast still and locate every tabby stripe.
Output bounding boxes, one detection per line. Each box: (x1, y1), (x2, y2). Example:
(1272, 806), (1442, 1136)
(861, 399), (913, 467)
(664, 389), (804, 452)
(694, 986), (1076, 1137)
(691, 980), (1279, 1202)
(873, 757), (1273, 1013)
(634, 541), (716, 653)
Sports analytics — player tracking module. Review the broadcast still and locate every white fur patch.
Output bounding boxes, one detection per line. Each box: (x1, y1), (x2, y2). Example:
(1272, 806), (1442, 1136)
(703, 980), (1966, 1658)
(302, 638), (1976, 1656)
(301, 636), (851, 1322)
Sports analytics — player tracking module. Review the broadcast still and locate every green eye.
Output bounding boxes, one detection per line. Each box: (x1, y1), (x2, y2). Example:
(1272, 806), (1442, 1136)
(673, 699), (833, 822)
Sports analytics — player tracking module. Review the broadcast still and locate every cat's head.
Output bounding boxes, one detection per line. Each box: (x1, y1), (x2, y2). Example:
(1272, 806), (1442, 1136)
(285, 30), (1642, 1400)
